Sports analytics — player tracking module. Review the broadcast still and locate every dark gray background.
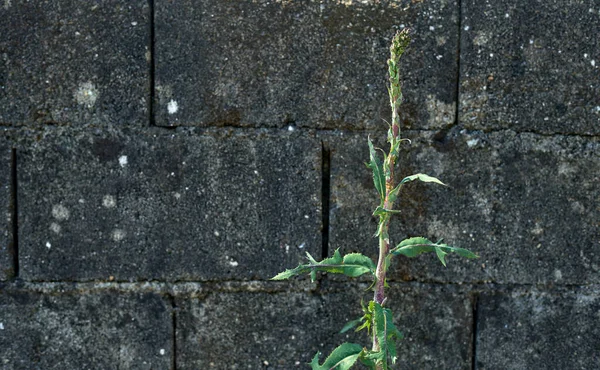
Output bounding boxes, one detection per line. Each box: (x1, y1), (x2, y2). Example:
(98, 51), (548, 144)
(0, 0), (598, 369)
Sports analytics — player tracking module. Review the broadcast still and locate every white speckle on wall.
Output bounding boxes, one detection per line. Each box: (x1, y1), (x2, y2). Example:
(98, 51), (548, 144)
(160, 349), (166, 356)
(52, 204), (70, 221)
(228, 260), (239, 267)
(46, 242), (51, 249)
(0, 322), (4, 330)
(214, 230), (220, 237)
(119, 155), (128, 167)
(74, 81), (99, 108)
(467, 138), (479, 148)
(554, 269), (563, 281)
(102, 195), (117, 208)
(167, 100), (179, 114)
(111, 229), (126, 242)
(50, 223), (61, 234)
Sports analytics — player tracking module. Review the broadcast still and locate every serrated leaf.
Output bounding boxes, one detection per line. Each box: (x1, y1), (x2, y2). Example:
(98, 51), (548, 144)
(271, 249), (376, 282)
(367, 303), (403, 368)
(400, 173), (446, 186)
(390, 237), (478, 267)
(310, 343), (363, 370)
(343, 253), (377, 273)
(367, 137), (386, 203)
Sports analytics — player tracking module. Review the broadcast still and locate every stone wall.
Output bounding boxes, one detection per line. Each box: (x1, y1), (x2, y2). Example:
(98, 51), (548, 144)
(1, 1), (598, 369)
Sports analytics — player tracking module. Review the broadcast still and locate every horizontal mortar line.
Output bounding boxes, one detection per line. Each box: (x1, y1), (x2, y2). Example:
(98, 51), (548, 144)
(2, 123), (597, 140)
(1, 280), (598, 296)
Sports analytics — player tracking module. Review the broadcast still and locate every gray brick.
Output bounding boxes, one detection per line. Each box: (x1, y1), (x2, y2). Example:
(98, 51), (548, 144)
(155, 0), (458, 130)
(0, 1), (149, 126)
(0, 290), (172, 369)
(176, 285), (471, 369)
(476, 289), (600, 369)
(460, 0), (600, 135)
(328, 129), (599, 284)
(18, 129), (321, 281)
(0, 142), (11, 280)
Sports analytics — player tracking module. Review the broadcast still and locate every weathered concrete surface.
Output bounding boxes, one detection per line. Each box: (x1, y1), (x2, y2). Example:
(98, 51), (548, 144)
(0, 290), (172, 369)
(0, 142), (12, 280)
(18, 128), (321, 281)
(328, 129), (599, 285)
(155, 0), (458, 130)
(460, 0), (600, 135)
(476, 288), (600, 369)
(0, 1), (149, 126)
(177, 284), (472, 369)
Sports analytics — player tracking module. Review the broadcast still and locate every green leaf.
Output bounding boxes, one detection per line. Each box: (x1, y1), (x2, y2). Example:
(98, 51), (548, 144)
(373, 303), (387, 365)
(373, 206), (401, 217)
(365, 303), (403, 368)
(343, 253), (377, 273)
(399, 173), (446, 186)
(367, 137), (386, 204)
(271, 249), (376, 282)
(390, 237), (478, 267)
(340, 318), (363, 334)
(358, 353), (378, 369)
(383, 307), (403, 364)
(310, 343), (363, 370)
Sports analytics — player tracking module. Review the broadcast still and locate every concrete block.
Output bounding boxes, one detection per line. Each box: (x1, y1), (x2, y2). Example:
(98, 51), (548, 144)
(176, 285), (472, 369)
(0, 290), (172, 369)
(476, 289), (600, 369)
(18, 128), (321, 281)
(0, 1), (149, 126)
(0, 143), (12, 280)
(328, 129), (599, 284)
(460, 0), (600, 135)
(155, 0), (458, 130)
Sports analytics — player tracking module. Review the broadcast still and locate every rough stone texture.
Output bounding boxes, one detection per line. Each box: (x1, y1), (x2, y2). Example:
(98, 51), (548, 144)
(476, 289), (600, 369)
(328, 129), (599, 285)
(0, 1), (149, 126)
(177, 284), (472, 369)
(0, 142), (12, 280)
(0, 290), (172, 369)
(460, 0), (600, 135)
(18, 128), (321, 281)
(155, 0), (458, 130)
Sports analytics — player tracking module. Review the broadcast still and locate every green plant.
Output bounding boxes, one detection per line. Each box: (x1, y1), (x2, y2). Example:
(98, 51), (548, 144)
(272, 29), (478, 370)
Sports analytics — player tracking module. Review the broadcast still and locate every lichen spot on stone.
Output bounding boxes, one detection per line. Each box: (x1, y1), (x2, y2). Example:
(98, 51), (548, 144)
(74, 81), (99, 108)
(119, 155), (128, 168)
(102, 195), (117, 208)
(52, 204), (70, 221)
(167, 99), (179, 114)
(111, 229), (126, 242)
(50, 222), (61, 234)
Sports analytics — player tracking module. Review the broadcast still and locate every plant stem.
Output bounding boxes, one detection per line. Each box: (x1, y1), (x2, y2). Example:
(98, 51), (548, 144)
(371, 29), (410, 369)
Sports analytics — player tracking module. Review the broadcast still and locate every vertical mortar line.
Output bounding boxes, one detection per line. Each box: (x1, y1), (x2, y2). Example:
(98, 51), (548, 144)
(149, 0), (156, 126)
(471, 293), (480, 370)
(454, 0), (463, 127)
(321, 141), (331, 260)
(169, 294), (178, 370)
(9, 148), (19, 278)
